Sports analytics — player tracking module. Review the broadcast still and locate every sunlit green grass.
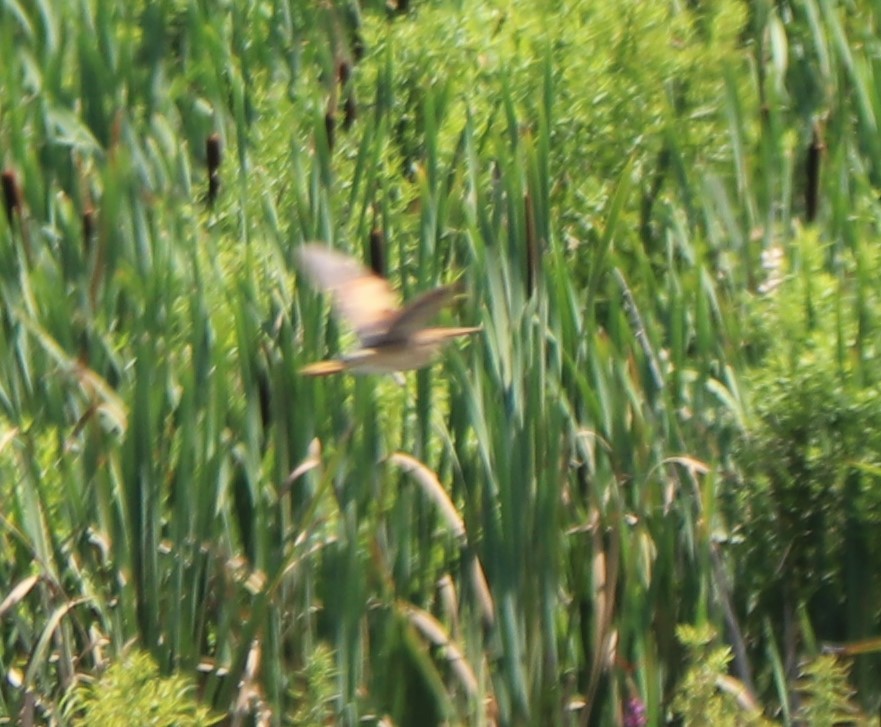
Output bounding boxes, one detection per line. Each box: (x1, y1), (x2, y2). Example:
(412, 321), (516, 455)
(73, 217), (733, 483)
(2, 0), (881, 724)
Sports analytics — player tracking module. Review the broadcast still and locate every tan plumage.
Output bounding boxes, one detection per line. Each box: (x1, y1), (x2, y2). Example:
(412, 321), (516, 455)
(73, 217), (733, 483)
(296, 243), (480, 375)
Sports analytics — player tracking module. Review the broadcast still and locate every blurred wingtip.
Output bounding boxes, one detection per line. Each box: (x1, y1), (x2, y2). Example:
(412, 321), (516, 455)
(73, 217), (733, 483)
(294, 241), (333, 271)
(299, 359), (347, 376)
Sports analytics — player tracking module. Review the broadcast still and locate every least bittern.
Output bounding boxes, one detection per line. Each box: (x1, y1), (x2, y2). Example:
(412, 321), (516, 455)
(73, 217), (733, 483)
(296, 243), (480, 375)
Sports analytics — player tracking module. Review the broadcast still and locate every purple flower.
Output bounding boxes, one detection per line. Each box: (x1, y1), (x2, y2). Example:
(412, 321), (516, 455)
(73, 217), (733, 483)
(623, 696), (647, 727)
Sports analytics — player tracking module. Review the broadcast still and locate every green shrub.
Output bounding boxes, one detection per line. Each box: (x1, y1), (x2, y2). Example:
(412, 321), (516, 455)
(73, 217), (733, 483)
(61, 651), (218, 726)
(795, 654), (875, 727)
(672, 624), (772, 726)
(729, 232), (881, 703)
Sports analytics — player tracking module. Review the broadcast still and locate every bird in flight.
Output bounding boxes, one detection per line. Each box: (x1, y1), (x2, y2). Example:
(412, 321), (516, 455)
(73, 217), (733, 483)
(295, 243), (480, 375)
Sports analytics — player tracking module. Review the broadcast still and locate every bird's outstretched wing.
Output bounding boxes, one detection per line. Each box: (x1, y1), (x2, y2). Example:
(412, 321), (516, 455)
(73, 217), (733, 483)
(295, 243), (399, 345)
(382, 283), (462, 342)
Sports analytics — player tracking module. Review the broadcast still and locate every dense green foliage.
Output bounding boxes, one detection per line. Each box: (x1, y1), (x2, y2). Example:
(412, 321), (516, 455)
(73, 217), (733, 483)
(2, 0), (881, 724)
(60, 650), (219, 726)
